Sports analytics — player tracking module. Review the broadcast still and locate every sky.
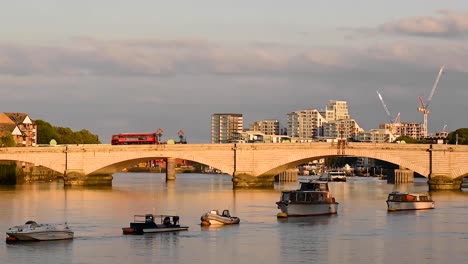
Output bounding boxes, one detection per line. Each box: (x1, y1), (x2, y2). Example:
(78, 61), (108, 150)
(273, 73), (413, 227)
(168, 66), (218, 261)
(1, 1), (468, 143)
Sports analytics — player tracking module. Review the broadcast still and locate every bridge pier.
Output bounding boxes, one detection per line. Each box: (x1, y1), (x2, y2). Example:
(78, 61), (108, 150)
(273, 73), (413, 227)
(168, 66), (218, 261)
(64, 170), (113, 186)
(428, 175), (462, 190)
(232, 173), (275, 189)
(166, 158), (176, 181)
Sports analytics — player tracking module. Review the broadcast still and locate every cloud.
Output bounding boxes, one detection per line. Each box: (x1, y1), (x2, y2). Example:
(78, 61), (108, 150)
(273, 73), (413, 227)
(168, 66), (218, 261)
(3, 36), (468, 78)
(348, 10), (468, 39)
(0, 38), (355, 78)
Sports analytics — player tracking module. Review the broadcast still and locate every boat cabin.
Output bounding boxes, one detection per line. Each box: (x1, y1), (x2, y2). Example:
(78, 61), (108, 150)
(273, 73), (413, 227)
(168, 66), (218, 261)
(387, 192), (432, 202)
(132, 214), (180, 226)
(280, 190), (334, 204)
(299, 181), (329, 191)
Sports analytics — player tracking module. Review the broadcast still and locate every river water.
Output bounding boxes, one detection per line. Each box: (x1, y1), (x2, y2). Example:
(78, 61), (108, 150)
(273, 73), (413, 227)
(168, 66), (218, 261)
(1, 173), (468, 264)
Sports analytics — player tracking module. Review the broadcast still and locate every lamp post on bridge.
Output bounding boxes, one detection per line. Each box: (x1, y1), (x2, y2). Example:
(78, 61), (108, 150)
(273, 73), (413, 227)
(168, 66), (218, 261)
(427, 144), (433, 190)
(156, 128), (164, 143)
(232, 143), (237, 178)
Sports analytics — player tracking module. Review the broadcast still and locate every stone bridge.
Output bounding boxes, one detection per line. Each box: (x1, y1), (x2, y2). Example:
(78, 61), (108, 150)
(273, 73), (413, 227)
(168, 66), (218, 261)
(0, 142), (467, 189)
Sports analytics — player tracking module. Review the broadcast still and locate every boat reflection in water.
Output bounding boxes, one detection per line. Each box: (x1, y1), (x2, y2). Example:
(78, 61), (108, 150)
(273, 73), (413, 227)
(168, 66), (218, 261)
(276, 180), (339, 217)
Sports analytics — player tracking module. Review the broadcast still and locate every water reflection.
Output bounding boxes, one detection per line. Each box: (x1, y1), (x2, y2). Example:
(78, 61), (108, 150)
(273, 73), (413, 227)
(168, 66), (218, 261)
(1, 173), (468, 264)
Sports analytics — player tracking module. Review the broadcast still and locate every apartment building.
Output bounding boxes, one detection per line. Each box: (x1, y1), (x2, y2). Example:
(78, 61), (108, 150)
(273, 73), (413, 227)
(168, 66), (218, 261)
(211, 113), (243, 143)
(287, 109), (327, 139)
(322, 119), (363, 139)
(356, 129), (396, 143)
(249, 119), (279, 135)
(320, 100), (350, 121)
(379, 122), (423, 139)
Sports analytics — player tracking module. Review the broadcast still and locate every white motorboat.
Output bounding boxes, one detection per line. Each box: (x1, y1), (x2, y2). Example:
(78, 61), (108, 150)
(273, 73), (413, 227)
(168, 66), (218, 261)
(276, 180), (339, 217)
(200, 209), (240, 226)
(386, 191), (435, 211)
(6, 221), (74, 242)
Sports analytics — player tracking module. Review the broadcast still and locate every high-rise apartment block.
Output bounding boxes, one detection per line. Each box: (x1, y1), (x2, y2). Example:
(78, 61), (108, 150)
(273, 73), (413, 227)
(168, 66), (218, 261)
(287, 100), (353, 140)
(320, 100), (350, 121)
(249, 119), (279, 135)
(287, 109), (327, 139)
(211, 113), (243, 143)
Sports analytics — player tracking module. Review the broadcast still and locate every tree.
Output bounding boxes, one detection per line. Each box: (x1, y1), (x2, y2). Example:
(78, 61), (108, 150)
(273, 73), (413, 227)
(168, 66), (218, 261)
(447, 128), (468, 145)
(36, 119), (101, 144)
(395, 136), (432, 144)
(35, 120), (59, 144)
(0, 132), (16, 147)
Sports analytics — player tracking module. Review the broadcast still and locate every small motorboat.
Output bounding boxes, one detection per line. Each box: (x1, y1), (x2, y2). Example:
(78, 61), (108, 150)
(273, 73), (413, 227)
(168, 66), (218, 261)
(386, 191), (435, 211)
(6, 221), (74, 242)
(122, 214), (189, 234)
(200, 209), (240, 226)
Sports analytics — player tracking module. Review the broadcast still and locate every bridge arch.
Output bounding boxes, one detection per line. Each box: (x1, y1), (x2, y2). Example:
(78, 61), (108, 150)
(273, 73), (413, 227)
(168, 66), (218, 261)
(89, 154), (231, 176)
(0, 156), (64, 174)
(257, 148), (428, 178)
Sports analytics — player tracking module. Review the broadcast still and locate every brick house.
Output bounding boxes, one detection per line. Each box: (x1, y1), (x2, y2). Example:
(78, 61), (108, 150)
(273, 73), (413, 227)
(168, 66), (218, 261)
(0, 112), (37, 147)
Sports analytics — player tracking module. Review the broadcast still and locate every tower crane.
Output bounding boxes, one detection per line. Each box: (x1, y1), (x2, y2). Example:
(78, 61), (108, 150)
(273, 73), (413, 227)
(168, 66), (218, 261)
(376, 90), (400, 124)
(418, 65), (445, 138)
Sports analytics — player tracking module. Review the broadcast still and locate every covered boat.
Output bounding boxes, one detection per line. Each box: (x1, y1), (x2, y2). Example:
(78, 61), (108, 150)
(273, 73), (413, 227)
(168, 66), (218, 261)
(386, 191), (435, 211)
(6, 221), (74, 242)
(276, 180), (338, 217)
(122, 214), (189, 234)
(200, 210), (240, 226)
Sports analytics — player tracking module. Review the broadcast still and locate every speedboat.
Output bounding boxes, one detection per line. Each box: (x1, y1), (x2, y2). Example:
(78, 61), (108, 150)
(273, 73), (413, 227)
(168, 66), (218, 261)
(386, 191), (435, 211)
(6, 221), (74, 242)
(200, 209), (240, 226)
(122, 214), (189, 234)
(276, 180), (339, 217)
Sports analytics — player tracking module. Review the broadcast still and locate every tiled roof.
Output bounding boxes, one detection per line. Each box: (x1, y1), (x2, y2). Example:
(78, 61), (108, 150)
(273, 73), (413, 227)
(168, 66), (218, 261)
(0, 123), (17, 134)
(0, 113), (15, 124)
(3, 112), (28, 124)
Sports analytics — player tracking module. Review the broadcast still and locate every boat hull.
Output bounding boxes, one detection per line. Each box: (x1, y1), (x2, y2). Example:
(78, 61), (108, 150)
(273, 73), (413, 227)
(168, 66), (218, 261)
(277, 202), (338, 216)
(142, 226), (189, 233)
(386, 201), (435, 211)
(6, 231), (74, 241)
(122, 226), (188, 234)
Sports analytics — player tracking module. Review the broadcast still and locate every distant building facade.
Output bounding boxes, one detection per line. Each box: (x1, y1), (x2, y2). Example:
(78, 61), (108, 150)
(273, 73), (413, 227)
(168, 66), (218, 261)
(287, 109), (327, 139)
(356, 129), (395, 143)
(0, 112), (37, 147)
(322, 119), (363, 139)
(319, 100), (350, 121)
(379, 122), (423, 139)
(249, 119), (279, 135)
(211, 113), (243, 143)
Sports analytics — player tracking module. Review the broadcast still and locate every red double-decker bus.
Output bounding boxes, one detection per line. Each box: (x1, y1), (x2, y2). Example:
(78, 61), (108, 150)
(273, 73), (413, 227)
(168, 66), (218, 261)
(111, 132), (160, 145)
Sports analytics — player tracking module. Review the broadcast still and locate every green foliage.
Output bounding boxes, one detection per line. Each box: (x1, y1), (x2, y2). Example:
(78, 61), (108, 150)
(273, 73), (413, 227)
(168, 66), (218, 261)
(0, 162), (16, 185)
(36, 120), (100, 145)
(395, 136), (432, 144)
(447, 128), (468, 145)
(35, 120), (59, 145)
(0, 132), (16, 147)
